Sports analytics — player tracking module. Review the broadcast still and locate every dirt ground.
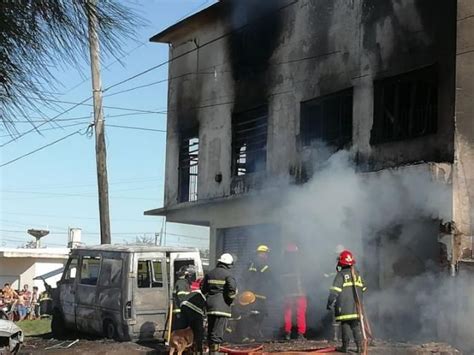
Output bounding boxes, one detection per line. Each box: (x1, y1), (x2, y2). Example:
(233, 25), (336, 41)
(18, 337), (461, 355)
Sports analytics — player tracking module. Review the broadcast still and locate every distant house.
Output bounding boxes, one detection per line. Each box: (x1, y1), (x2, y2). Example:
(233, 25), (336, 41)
(0, 248), (69, 292)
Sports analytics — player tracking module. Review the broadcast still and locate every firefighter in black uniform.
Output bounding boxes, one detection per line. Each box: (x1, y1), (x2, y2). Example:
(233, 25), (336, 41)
(172, 266), (191, 330)
(180, 278), (206, 354)
(201, 253), (237, 354)
(244, 244), (272, 341)
(327, 250), (367, 353)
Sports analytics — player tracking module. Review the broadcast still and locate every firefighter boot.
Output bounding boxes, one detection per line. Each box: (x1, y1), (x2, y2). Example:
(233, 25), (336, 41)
(209, 343), (220, 355)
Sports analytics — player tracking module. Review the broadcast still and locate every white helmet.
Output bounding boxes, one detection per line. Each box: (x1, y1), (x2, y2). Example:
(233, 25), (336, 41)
(218, 253), (234, 265)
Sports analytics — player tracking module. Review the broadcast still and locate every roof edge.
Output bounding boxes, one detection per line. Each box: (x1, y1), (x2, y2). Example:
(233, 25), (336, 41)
(150, 2), (224, 43)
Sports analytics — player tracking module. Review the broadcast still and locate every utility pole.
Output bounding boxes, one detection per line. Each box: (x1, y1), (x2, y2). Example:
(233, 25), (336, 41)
(87, 0), (111, 244)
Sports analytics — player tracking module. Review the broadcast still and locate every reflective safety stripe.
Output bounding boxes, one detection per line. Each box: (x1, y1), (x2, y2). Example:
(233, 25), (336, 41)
(330, 286), (342, 293)
(229, 294), (236, 299)
(255, 294), (267, 300)
(335, 314), (360, 321)
(248, 267), (257, 272)
(342, 282), (364, 288)
(207, 311), (232, 317)
(177, 291), (190, 296)
(362, 287), (367, 292)
(260, 265), (269, 272)
(172, 309), (181, 314)
(208, 279), (226, 285)
(181, 301), (205, 316)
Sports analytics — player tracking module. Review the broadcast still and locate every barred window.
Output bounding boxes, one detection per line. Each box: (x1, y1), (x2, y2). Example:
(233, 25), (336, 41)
(371, 65), (438, 144)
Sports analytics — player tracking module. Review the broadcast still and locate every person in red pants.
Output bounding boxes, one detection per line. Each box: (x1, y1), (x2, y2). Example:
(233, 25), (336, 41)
(281, 242), (307, 341)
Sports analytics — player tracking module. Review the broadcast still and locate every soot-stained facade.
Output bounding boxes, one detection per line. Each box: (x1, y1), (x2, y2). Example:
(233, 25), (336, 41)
(147, 0), (474, 342)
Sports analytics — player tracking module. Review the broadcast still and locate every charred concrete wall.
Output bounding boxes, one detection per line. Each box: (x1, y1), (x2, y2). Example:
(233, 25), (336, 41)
(453, 0), (474, 258)
(162, 0), (456, 209)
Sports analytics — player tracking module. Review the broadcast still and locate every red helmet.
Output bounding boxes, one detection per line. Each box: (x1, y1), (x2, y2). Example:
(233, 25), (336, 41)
(338, 250), (355, 266)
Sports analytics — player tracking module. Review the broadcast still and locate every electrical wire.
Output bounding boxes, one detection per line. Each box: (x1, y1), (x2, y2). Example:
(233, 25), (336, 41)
(106, 124), (166, 133)
(0, 129), (83, 168)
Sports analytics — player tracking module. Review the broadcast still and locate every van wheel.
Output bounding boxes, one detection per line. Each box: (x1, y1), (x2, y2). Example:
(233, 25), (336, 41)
(51, 310), (67, 339)
(103, 320), (118, 340)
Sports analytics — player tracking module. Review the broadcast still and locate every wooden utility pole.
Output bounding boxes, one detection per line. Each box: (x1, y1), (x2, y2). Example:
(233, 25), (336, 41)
(87, 0), (111, 244)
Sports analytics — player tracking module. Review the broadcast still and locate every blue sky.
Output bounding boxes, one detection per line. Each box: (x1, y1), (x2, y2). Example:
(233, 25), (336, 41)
(0, 0), (215, 250)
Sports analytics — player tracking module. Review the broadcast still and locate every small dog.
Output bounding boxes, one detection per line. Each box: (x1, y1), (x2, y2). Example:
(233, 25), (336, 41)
(169, 327), (194, 355)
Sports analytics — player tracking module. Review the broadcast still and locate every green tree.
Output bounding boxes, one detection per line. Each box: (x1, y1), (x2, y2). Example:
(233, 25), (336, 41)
(1, 0), (142, 133)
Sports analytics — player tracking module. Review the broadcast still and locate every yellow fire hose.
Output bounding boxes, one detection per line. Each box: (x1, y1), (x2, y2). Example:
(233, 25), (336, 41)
(166, 300), (173, 345)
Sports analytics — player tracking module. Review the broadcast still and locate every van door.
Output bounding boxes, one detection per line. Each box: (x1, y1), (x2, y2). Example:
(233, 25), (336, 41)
(57, 255), (78, 327)
(132, 254), (168, 340)
(169, 251), (203, 291)
(75, 255), (102, 334)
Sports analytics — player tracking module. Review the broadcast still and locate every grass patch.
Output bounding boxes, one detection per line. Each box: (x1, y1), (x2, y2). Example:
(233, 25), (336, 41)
(16, 318), (51, 336)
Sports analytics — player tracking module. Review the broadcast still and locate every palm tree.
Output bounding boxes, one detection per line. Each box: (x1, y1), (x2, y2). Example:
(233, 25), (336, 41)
(0, 0), (143, 134)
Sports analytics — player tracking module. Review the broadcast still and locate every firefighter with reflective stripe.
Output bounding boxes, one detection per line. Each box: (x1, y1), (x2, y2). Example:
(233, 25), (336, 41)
(244, 244), (272, 341)
(180, 278), (206, 354)
(327, 250), (367, 353)
(281, 242), (307, 341)
(201, 253), (237, 354)
(172, 266), (191, 330)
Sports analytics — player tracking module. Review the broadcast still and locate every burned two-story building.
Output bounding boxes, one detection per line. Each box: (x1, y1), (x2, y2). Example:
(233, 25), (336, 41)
(146, 0), (474, 343)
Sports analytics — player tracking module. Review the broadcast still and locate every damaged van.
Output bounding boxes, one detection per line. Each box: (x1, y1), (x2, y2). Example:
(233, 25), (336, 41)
(51, 245), (203, 341)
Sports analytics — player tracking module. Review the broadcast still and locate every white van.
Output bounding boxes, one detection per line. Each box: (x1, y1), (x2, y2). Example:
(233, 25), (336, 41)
(51, 245), (203, 341)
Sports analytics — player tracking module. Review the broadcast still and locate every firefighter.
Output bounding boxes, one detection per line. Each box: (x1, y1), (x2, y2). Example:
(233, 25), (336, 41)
(281, 242), (307, 341)
(326, 250), (367, 353)
(180, 278), (206, 354)
(323, 244), (346, 342)
(201, 253), (237, 354)
(172, 266), (191, 330)
(244, 244), (272, 341)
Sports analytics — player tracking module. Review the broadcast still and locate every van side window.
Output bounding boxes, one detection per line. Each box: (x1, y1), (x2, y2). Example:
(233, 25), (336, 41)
(99, 258), (122, 287)
(137, 260), (164, 288)
(152, 261), (163, 287)
(80, 256), (101, 286)
(64, 257), (78, 281)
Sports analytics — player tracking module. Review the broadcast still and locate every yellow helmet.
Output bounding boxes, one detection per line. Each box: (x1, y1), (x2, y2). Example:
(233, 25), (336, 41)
(256, 245), (269, 253)
(238, 291), (256, 306)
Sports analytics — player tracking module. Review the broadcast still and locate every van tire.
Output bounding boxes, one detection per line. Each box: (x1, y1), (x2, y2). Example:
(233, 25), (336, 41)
(51, 310), (67, 339)
(103, 319), (118, 340)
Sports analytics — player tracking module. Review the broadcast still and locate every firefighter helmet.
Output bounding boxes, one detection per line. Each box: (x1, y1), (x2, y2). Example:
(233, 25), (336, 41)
(238, 291), (256, 306)
(218, 253), (234, 265)
(256, 245), (269, 253)
(285, 242), (298, 253)
(338, 250), (355, 266)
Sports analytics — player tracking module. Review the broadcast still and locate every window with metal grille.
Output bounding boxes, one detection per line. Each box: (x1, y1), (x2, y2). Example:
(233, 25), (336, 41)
(300, 89), (353, 149)
(232, 106), (268, 176)
(178, 130), (199, 203)
(371, 65), (438, 144)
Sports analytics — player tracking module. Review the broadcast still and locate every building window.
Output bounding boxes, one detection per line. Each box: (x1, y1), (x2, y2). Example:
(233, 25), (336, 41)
(300, 89), (353, 149)
(371, 65), (438, 144)
(178, 129), (199, 203)
(137, 260), (164, 288)
(232, 106), (268, 176)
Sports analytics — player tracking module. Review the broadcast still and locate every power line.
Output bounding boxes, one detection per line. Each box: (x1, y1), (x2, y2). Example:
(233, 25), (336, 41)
(0, 130), (83, 168)
(103, 1), (298, 92)
(0, 98), (92, 147)
(106, 124), (166, 133)
(3, 1), (296, 145)
(25, 97), (166, 114)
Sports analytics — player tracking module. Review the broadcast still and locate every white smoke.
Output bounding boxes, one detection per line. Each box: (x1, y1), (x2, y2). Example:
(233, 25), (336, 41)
(265, 148), (472, 351)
